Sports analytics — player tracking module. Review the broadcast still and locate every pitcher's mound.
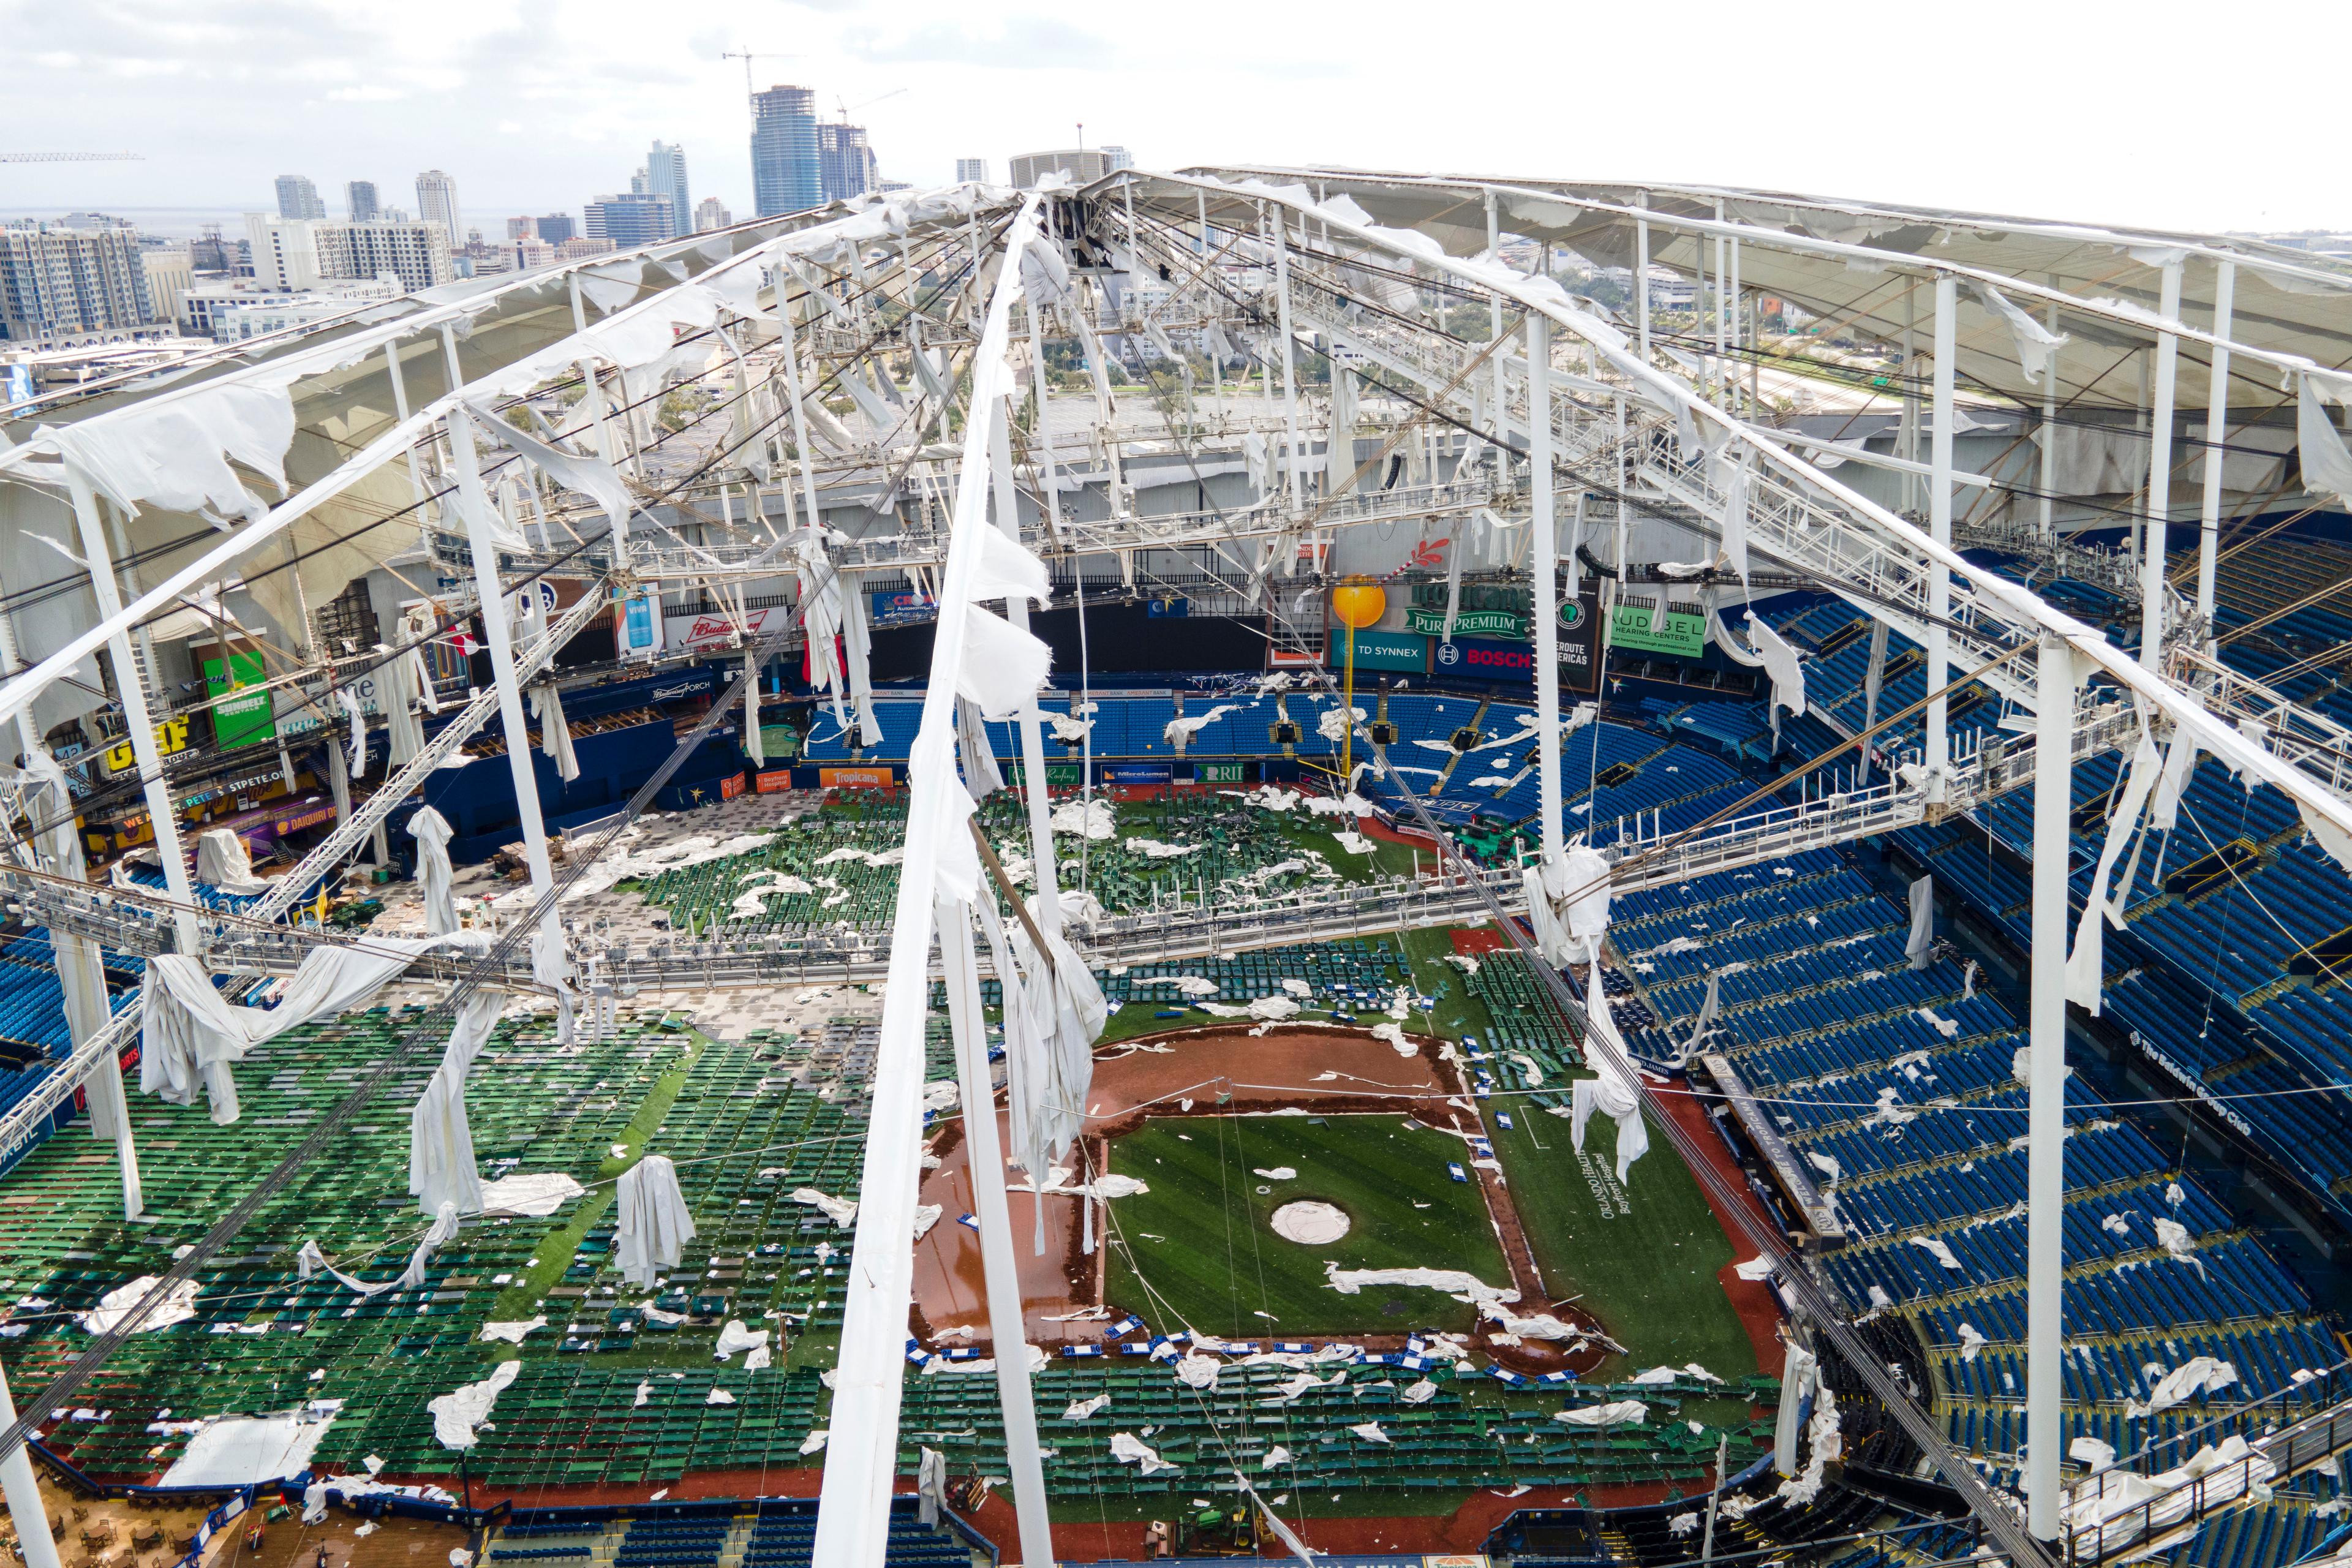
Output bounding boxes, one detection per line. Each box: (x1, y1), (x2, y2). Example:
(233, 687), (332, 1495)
(1271, 1200), (1351, 1245)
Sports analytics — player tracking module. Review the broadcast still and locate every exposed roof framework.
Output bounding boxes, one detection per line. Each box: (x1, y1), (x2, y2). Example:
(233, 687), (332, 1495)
(1212, 166), (2352, 412)
(2, 167), (2351, 1568)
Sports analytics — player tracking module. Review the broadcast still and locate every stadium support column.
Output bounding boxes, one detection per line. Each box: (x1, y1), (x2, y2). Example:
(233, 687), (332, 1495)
(1634, 190), (1651, 363)
(1270, 204), (1304, 512)
(1528, 314), (1563, 862)
(2026, 631), (2076, 1540)
(2196, 262), (2236, 640)
(990, 397), (1062, 930)
(2038, 290), (2059, 541)
(2141, 259), (2184, 661)
(1486, 190), (1509, 441)
(939, 904), (1055, 1568)
(447, 405), (564, 971)
(0, 607), (138, 1220)
(1, 1354), (63, 1568)
(1925, 276), (1954, 804)
(63, 472), (200, 956)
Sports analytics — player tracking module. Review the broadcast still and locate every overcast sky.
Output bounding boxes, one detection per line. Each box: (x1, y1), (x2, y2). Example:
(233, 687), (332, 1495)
(5, 0), (2347, 238)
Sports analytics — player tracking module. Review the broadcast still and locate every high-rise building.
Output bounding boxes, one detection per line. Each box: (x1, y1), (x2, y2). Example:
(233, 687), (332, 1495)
(141, 247), (193, 325)
(275, 175), (326, 220)
(1008, 148), (1107, 188)
(505, 216), (536, 240)
(346, 181), (380, 222)
(0, 224), (160, 345)
(818, 122), (877, 204)
(556, 236), (616, 262)
(415, 170), (461, 240)
(244, 213), (320, 290)
(313, 220), (454, 292)
(582, 193), (677, 247)
(536, 213), (575, 246)
(693, 197), (732, 233)
(1101, 145), (1134, 172)
(750, 86), (821, 217)
(955, 158), (990, 184)
(643, 142), (692, 230)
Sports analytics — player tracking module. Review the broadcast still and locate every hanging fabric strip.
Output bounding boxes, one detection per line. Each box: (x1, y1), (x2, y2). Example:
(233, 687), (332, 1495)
(1713, 453), (1751, 587)
(2296, 375), (2352, 511)
(841, 568), (880, 745)
(615, 1155), (696, 1287)
(407, 989), (505, 1217)
(956, 698), (1003, 802)
(337, 688), (368, 780)
(409, 806), (458, 935)
(744, 652), (764, 768)
(379, 639), (426, 766)
(530, 681), (580, 782)
(2065, 726), (2163, 1015)
(1969, 282), (2070, 387)
(1905, 875), (1934, 970)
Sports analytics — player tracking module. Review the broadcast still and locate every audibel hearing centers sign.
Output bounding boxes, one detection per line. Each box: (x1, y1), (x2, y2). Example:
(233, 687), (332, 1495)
(1325, 628), (1428, 673)
(1611, 598), (1708, 658)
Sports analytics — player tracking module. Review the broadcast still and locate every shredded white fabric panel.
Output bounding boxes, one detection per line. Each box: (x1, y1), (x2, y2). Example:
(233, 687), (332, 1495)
(140, 936), (461, 1122)
(615, 1155), (696, 1287)
(1744, 615), (1809, 720)
(2298, 376), (2352, 512)
(2066, 730), (2162, 1016)
(409, 807), (458, 935)
(407, 989), (505, 1218)
(1970, 282), (2068, 386)
(43, 380), (298, 524)
(194, 829), (272, 895)
(426, 1358), (520, 1450)
(530, 681), (581, 782)
(1905, 875), (1935, 971)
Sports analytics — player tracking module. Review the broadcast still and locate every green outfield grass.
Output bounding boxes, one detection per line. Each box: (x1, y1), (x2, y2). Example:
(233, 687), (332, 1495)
(1485, 1092), (1760, 1383)
(1392, 927), (1761, 1384)
(1103, 1114), (1510, 1339)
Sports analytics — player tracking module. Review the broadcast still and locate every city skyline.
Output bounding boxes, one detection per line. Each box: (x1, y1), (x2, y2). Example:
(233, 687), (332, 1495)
(12, 0), (2348, 233)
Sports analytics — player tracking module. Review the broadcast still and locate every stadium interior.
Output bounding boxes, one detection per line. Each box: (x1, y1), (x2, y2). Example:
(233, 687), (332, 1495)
(0, 167), (2348, 1568)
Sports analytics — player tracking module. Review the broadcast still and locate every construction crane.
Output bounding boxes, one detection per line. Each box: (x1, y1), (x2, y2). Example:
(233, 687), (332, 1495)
(834, 89), (905, 122)
(719, 48), (799, 105)
(0, 152), (143, 164)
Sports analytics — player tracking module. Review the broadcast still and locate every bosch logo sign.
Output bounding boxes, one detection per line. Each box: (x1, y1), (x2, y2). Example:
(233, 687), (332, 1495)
(1463, 645), (1533, 672)
(1435, 643), (1461, 667)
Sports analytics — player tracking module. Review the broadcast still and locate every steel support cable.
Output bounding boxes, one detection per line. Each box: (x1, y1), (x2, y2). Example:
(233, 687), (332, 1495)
(0, 562), (840, 1468)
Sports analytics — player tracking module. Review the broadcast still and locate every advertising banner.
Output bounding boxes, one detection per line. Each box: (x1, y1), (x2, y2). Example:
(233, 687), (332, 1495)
(1325, 628), (1428, 674)
(818, 766), (894, 790)
(870, 589), (936, 626)
(1611, 597), (1708, 658)
(666, 605), (775, 654)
